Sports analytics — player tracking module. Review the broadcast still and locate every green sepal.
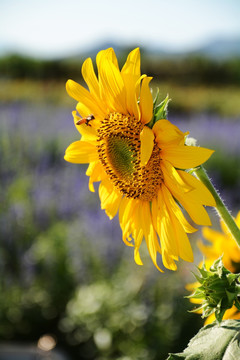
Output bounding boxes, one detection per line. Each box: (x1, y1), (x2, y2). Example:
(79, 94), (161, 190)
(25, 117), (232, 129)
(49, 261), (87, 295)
(227, 273), (240, 285)
(153, 88), (160, 108)
(188, 257), (240, 323)
(153, 94), (170, 122)
(146, 93), (170, 129)
(234, 298), (240, 311)
(186, 290), (205, 300)
(215, 302), (225, 324)
(197, 266), (209, 279)
(226, 289), (237, 305)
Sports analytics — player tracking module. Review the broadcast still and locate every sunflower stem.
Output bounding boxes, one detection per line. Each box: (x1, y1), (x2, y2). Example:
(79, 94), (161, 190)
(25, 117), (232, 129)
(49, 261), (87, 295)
(194, 165), (240, 247)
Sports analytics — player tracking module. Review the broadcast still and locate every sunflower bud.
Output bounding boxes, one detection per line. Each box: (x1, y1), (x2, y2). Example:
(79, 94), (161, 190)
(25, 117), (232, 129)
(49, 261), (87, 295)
(188, 257), (240, 323)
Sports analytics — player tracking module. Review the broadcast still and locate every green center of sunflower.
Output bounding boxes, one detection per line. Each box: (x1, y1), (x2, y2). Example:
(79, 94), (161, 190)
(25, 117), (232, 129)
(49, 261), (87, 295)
(97, 112), (163, 201)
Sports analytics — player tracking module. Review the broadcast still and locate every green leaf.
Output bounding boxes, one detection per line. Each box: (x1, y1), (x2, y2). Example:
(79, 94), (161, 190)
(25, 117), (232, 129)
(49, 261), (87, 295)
(166, 320), (240, 360)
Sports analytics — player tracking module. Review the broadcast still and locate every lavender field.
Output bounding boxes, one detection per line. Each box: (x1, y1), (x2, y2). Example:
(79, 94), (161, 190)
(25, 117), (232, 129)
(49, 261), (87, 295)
(0, 98), (239, 359)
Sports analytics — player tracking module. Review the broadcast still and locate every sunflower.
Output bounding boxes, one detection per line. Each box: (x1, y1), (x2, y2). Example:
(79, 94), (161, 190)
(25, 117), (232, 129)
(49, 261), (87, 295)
(64, 47), (215, 271)
(187, 211), (240, 323)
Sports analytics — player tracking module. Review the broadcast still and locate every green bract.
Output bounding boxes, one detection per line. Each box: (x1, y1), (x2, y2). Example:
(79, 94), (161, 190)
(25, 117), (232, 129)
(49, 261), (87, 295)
(188, 257), (240, 323)
(147, 92), (170, 129)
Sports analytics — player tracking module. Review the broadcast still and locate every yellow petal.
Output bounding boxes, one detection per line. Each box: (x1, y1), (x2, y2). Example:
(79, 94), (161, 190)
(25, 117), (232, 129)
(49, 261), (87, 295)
(97, 55), (126, 113)
(119, 197), (135, 246)
(140, 201), (163, 272)
(72, 111), (98, 142)
(64, 141), (98, 163)
(139, 77), (153, 125)
(121, 48), (141, 117)
(161, 161), (212, 226)
(104, 190), (122, 220)
(121, 48), (140, 79)
(99, 178), (113, 207)
(161, 145), (214, 169)
(161, 160), (194, 197)
(140, 126), (154, 166)
(82, 57), (101, 100)
(132, 202), (144, 264)
(97, 48), (120, 70)
(161, 184), (197, 233)
(162, 145), (214, 169)
(162, 186), (194, 262)
(178, 170), (216, 207)
(66, 79), (105, 118)
(153, 119), (186, 146)
(157, 189), (179, 259)
(86, 161), (106, 192)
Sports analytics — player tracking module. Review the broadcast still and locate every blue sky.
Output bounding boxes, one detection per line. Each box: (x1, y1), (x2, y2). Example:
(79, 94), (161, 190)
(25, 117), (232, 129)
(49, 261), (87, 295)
(0, 0), (240, 58)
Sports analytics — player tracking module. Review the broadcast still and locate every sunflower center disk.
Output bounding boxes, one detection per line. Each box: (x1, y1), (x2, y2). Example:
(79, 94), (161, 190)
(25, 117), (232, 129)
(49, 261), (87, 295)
(97, 112), (163, 201)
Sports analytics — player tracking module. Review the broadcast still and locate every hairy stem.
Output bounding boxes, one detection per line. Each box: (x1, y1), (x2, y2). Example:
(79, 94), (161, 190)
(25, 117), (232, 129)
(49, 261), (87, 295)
(194, 165), (240, 247)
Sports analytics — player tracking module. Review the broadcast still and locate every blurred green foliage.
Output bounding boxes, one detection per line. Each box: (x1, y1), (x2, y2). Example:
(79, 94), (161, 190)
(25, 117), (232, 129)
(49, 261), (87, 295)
(1, 52), (240, 86)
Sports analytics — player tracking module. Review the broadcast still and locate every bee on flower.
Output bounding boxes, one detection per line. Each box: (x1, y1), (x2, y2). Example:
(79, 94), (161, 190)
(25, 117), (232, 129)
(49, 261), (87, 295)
(64, 47), (215, 271)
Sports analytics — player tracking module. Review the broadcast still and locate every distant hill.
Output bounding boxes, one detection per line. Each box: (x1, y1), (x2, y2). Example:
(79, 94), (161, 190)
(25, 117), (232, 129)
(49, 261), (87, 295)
(1, 36), (240, 60)
(68, 37), (240, 61)
(145, 37), (240, 60)
(188, 37), (240, 59)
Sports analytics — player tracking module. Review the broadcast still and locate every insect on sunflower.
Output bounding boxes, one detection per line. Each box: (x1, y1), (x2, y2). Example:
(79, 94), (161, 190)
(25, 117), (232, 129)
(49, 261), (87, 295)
(64, 47), (216, 271)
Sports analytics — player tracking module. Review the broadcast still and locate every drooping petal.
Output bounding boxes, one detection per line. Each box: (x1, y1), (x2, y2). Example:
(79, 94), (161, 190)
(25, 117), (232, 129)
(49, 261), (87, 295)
(64, 141), (98, 163)
(119, 197), (135, 246)
(161, 160), (212, 226)
(99, 177), (122, 219)
(153, 119), (187, 146)
(131, 200), (144, 264)
(99, 177), (113, 208)
(160, 183), (197, 234)
(86, 161), (106, 192)
(140, 201), (163, 272)
(139, 77), (153, 125)
(140, 126), (154, 166)
(162, 185), (194, 262)
(103, 190), (122, 219)
(161, 145), (214, 169)
(156, 188), (179, 270)
(178, 170), (216, 207)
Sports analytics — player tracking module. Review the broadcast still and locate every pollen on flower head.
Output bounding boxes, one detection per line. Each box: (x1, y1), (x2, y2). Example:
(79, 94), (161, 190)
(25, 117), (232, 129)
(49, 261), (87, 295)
(97, 112), (163, 201)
